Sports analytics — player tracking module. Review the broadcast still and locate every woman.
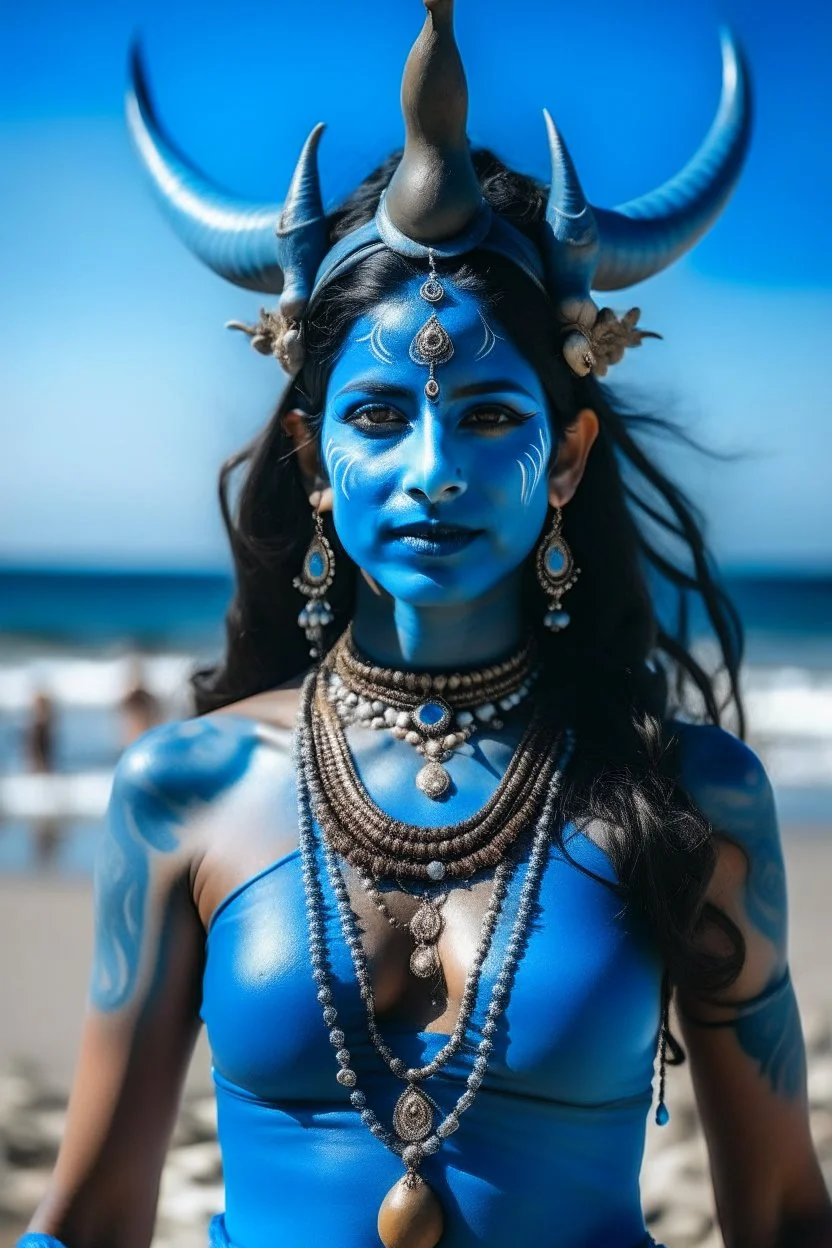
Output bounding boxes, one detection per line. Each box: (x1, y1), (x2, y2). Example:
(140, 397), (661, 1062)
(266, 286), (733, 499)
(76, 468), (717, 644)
(21, 3), (832, 1246)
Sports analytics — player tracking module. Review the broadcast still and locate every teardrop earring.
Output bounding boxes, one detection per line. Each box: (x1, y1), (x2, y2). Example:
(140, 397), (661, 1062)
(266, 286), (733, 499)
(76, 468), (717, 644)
(535, 507), (580, 631)
(294, 508), (335, 659)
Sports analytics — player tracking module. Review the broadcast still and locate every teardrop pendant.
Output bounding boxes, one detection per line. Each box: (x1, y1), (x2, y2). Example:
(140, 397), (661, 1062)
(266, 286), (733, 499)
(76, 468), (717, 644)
(392, 1086), (434, 1142)
(409, 943), (441, 979)
(535, 508), (580, 632)
(415, 761), (451, 799)
(303, 532), (333, 588)
(409, 903), (443, 944)
(409, 314), (455, 368)
(377, 1172), (444, 1248)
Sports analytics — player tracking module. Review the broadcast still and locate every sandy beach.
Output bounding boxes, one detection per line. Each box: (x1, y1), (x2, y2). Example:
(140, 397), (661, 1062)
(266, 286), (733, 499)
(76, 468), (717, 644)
(0, 824), (830, 1246)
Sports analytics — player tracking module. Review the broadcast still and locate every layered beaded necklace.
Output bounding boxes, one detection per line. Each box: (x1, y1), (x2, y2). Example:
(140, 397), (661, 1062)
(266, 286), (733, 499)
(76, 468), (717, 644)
(329, 626), (539, 799)
(311, 659), (559, 883)
(296, 668), (575, 1248)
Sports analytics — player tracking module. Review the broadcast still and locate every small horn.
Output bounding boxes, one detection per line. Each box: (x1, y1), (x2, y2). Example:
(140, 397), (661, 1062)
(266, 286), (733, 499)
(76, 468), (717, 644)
(384, 0), (483, 243)
(592, 31), (752, 291)
(126, 42), (284, 293)
(275, 123), (328, 322)
(542, 109), (600, 321)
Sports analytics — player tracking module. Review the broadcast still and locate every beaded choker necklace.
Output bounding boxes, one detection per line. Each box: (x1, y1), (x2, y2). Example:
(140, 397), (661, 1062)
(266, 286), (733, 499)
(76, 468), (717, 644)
(329, 627), (539, 799)
(311, 660), (559, 882)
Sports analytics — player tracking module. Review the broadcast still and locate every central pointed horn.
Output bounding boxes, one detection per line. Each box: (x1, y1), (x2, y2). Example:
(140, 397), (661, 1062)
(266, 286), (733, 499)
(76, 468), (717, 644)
(384, 0), (484, 243)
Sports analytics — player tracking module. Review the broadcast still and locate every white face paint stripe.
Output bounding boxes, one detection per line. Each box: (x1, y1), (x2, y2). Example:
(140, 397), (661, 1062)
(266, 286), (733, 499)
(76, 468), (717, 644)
(331, 451), (361, 500)
(355, 321), (395, 365)
(325, 438), (362, 502)
(474, 311), (503, 361)
(517, 458), (530, 506)
(515, 427), (549, 507)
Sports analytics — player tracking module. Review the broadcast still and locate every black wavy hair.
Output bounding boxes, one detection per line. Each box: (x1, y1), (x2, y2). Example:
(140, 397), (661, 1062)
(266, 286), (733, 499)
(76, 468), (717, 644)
(193, 149), (746, 996)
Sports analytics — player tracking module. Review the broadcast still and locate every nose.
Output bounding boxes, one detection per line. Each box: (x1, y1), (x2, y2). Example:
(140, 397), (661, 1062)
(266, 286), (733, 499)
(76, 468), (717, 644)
(401, 414), (468, 505)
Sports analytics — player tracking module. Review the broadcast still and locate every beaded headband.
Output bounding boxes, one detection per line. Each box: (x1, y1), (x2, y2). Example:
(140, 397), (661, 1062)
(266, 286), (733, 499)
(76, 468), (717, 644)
(126, 0), (751, 379)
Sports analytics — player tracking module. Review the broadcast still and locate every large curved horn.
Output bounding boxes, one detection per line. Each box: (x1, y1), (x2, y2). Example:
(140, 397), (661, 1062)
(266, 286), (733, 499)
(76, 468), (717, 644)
(384, 0), (483, 243)
(592, 31), (752, 291)
(126, 43), (285, 294)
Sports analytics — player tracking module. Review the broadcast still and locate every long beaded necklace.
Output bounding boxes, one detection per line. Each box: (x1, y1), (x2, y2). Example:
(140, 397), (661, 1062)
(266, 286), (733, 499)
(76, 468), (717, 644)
(296, 670), (575, 1248)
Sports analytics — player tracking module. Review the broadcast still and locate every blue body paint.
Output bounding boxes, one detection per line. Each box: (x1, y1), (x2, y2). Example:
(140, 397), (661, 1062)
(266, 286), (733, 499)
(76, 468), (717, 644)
(675, 724), (807, 1099)
(676, 724), (788, 950)
(91, 718), (259, 1012)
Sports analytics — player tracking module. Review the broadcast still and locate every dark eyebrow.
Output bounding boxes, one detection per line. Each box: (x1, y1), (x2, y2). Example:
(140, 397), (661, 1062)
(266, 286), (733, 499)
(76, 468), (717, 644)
(335, 380), (414, 400)
(450, 379), (538, 401)
(334, 377), (540, 404)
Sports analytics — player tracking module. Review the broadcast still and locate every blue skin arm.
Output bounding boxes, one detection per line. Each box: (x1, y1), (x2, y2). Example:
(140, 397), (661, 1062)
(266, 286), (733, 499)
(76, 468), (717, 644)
(25, 716), (259, 1248)
(675, 723), (832, 1248)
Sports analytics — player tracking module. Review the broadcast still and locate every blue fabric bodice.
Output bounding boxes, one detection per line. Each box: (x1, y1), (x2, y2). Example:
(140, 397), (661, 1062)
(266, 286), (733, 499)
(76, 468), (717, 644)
(201, 824), (664, 1247)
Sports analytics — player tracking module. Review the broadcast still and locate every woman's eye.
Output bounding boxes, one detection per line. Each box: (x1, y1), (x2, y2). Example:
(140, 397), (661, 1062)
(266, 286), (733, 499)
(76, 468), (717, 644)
(462, 406), (520, 430)
(347, 405), (406, 430)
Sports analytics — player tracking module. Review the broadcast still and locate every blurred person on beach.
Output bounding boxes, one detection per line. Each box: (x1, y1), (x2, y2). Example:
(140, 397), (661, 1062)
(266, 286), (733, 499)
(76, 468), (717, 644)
(119, 660), (162, 747)
(26, 692), (55, 775)
(17, 3), (832, 1248)
(25, 691), (61, 867)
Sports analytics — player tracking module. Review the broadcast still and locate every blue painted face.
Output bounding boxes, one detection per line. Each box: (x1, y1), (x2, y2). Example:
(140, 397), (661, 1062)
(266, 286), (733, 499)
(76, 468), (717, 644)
(321, 276), (553, 607)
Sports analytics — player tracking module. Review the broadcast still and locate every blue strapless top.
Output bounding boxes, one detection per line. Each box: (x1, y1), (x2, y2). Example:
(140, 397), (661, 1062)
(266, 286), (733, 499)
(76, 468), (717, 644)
(201, 825), (664, 1248)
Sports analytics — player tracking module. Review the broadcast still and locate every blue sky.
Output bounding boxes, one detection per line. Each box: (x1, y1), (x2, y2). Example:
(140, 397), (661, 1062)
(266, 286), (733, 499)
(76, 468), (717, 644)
(1, 0), (831, 571)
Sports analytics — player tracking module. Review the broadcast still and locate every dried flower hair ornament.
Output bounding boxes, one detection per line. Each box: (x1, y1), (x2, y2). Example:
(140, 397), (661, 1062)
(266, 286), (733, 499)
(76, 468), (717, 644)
(226, 308), (304, 374)
(560, 304), (662, 379)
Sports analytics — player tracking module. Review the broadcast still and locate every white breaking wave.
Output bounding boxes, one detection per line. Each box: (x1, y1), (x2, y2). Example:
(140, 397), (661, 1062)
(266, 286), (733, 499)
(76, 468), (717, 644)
(0, 652), (195, 712)
(743, 668), (832, 788)
(744, 667), (832, 739)
(0, 771), (112, 820)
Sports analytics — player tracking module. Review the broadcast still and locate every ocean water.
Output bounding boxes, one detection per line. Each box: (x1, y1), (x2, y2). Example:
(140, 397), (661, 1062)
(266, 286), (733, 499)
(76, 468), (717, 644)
(0, 567), (830, 875)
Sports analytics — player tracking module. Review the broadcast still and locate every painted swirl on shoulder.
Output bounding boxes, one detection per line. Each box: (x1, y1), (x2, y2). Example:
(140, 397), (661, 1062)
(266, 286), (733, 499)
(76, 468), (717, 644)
(91, 718), (258, 1012)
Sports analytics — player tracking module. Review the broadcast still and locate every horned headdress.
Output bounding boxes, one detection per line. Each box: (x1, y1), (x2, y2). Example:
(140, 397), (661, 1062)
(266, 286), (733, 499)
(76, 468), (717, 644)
(127, 0), (751, 377)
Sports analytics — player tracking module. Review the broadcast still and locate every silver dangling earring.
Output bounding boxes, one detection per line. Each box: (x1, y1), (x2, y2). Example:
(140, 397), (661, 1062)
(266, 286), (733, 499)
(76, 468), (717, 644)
(536, 506), (580, 631)
(293, 508), (335, 659)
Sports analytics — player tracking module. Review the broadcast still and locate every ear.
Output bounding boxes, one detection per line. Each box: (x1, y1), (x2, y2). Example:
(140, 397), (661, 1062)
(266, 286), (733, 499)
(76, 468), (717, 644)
(281, 409), (332, 513)
(548, 408), (599, 507)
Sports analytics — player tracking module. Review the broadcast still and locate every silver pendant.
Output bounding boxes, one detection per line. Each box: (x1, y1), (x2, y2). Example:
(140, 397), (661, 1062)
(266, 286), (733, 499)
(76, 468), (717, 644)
(410, 902), (443, 944)
(410, 943), (441, 979)
(415, 760), (451, 799)
(393, 1085), (434, 1142)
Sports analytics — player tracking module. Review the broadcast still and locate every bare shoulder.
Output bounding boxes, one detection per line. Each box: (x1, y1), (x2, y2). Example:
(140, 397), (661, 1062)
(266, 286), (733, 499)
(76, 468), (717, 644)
(110, 685), (302, 860)
(671, 720), (788, 992)
(109, 691), (306, 932)
(212, 673), (306, 732)
(671, 720), (775, 833)
(114, 713), (263, 819)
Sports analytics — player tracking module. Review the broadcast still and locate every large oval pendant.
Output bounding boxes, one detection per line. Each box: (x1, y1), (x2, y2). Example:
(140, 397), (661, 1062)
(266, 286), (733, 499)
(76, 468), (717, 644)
(377, 1173), (444, 1248)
